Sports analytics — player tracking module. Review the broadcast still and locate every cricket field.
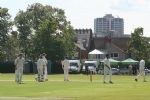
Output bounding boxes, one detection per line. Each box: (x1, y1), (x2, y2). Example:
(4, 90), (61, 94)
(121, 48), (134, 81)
(0, 74), (149, 100)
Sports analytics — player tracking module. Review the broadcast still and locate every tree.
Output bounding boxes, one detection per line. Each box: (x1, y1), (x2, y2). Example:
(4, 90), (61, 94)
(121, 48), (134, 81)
(0, 7), (12, 61)
(14, 3), (75, 62)
(62, 24), (75, 58)
(14, 11), (32, 58)
(0, 7), (12, 44)
(128, 27), (150, 61)
(0, 48), (5, 61)
(5, 31), (20, 61)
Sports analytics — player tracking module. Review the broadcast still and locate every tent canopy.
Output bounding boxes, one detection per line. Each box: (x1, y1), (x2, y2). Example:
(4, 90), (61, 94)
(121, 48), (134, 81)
(101, 58), (120, 65)
(121, 58), (139, 64)
(88, 49), (104, 55)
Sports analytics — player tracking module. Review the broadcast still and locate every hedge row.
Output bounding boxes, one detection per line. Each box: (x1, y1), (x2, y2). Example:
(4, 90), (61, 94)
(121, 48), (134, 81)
(0, 61), (63, 74)
(0, 62), (15, 73)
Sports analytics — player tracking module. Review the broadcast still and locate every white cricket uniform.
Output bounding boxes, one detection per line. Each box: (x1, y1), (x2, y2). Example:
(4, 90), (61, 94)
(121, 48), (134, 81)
(77, 62), (81, 72)
(136, 59), (146, 81)
(62, 59), (70, 81)
(43, 56), (48, 80)
(37, 58), (45, 81)
(103, 58), (112, 82)
(14, 57), (25, 84)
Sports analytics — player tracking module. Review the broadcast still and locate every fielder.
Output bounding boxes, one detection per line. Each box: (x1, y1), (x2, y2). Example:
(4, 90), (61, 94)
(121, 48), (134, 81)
(61, 57), (70, 81)
(14, 53), (25, 84)
(37, 55), (45, 82)
(42, 53), (48, 81)
(135, 59), (147, 82)
(103, 54), (113, 84)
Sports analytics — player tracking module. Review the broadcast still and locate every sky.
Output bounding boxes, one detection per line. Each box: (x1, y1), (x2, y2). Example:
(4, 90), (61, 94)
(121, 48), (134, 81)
(0, 0), (150, 37)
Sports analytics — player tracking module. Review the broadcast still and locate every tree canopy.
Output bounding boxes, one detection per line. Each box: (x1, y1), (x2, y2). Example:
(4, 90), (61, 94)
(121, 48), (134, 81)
(128, 27), (150, 61)
(14, 3), (75, 62)
(0, 7), (12, 61)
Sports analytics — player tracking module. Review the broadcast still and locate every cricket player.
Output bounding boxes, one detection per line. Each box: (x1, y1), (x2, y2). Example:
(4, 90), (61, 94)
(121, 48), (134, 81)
(37, 55), (45, 82)
(61, 57), (70, 81)
(103, 54), (113, 84)
(77, 61), (81, 72)
(14, 53), (25, 84)
(42, 53), (48, 81)
(135, 59), (147, 82)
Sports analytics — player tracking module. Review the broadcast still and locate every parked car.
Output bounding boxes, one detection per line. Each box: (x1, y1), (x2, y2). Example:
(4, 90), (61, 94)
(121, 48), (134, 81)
(82, 60), (98, 74)
(69, 60), (81, 73)
(99, 68), (119, 75)
(145, 68), (150, 75)
(119, 68), (129, 74)
(112, 68), (120, 75)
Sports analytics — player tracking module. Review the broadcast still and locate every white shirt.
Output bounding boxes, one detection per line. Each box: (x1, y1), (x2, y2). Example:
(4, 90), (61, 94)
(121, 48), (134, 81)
(14, 57), (25, 69)
(62, 59), (70, 70)
(37, 58), (45, 69)
(42, 56), (47, 66)
(104, 58), (110, 68)
(139, 59), (145, 69)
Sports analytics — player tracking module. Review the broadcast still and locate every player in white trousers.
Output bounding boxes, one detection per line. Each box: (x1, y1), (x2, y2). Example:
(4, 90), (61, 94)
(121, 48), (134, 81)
(37, 55), (45, 82)
(62, 57), (70, 81)
(42, 53), (48, 81)
(14, 53), (25, 84)
(103, 54), (113, 84)
(135, 59), (147, 82)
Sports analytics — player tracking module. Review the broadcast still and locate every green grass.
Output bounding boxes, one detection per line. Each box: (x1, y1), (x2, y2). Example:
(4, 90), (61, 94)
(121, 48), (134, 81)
(0, 73), (150, 100)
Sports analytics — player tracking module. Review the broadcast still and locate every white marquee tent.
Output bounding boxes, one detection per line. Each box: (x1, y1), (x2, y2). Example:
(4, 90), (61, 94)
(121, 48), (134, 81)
(88, 49), (105, 60)
(88, 49), (104, 55)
